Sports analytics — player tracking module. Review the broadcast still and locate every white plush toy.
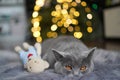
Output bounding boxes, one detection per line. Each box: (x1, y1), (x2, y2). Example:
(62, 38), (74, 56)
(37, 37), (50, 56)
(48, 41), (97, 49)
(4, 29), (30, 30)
(14, 42), (49, 73)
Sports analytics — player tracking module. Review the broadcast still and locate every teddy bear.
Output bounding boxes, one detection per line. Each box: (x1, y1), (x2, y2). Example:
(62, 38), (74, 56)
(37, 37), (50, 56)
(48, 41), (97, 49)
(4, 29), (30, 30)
(14, 42), (49, 73)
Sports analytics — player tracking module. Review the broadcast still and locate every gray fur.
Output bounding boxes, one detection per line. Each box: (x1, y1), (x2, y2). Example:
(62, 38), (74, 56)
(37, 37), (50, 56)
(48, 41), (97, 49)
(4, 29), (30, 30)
(42, 36), (96, 77)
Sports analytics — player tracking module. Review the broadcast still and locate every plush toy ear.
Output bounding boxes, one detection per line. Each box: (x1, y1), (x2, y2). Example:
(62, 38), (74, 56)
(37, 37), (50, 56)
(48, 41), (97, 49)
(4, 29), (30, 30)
(23, 42), (31, 50)
(14, 46), (23, 53)
(34, 43), (41, 56)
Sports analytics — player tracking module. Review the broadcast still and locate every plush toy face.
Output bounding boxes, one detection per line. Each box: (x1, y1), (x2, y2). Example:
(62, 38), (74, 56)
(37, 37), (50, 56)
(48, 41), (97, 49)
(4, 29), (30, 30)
(26, 56), (49, 73)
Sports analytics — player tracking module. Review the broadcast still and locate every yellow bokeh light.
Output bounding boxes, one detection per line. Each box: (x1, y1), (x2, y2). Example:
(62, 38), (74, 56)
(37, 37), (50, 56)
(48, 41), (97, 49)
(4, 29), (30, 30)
(81, 1), (87, 7)
(33, 31), (40, 37)
(75, 0), (81, 3)
(72, 19), (78, 25)
(75, 26), (80, 31)
(31, 27), (41, 32)
(32, 11), (39, 18)
(70, 8), (76, 13)
(31, 16), (42, 23)
(61, 28), (67, 33)
(36, 0), (45, 7)
(86, 21), (92, 26)
(63, 3), (69, 9)
(55, 4), (61, 10)
(64, 22), (69, 27)
(51, 24), (58, 31)
(87, 13), (93, 19)
(67, 0), (73, 3)
(34, 5), (41, 11)
(36, 36), (42, 42)
(33, 21), (39, 27)
(68, 26), (74, 32)
(61, 9), (68, 14)
(47, 31), (52, 38)
(71, 2), (77, 7)
(74, 11), (80, 17)
(52, 18), (58, 23)
(57, 21), (63, 27)
(66, 19), (72, 24)
(74, 32), (83, 39)
(51, 11), (57, 16)
(85, 7), (91, 12)
(87, 27), (93, 33)
(57, 0), (63, 3)
(52, 32), (58, 38)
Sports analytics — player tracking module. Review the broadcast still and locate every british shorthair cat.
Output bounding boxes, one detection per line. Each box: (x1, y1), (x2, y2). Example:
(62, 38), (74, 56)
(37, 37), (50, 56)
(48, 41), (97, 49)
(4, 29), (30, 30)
(42, 36), (96, 77)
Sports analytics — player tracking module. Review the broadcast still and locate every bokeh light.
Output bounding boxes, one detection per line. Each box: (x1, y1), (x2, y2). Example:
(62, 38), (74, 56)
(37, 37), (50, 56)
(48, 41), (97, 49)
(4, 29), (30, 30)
(33, 31), (40, 37)
(87, 27), (93, 33)
(36, 36), (42, 42)
(87, 13), (93, 19)
(51, 24), (58, 31)
(74, 32), (83, 39)
(81, 1), (87, 7)
(32, 11), (39, 18)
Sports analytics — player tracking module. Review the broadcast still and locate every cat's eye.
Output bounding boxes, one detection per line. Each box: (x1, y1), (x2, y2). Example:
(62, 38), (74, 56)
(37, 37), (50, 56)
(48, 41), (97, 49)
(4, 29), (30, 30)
(80, 65), (86, 72)
(65, 65), (72, 71)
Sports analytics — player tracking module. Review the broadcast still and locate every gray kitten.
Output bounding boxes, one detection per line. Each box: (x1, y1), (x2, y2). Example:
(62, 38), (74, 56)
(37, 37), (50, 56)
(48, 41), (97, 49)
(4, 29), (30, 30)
(42, 36), (96, 77)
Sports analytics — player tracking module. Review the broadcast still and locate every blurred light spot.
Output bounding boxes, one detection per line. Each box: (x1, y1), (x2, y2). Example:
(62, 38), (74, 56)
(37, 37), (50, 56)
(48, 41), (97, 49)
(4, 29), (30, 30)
(66, 19), (72, 24)
(75, 26), (80, 31)
(72, 19), (78, 25)
(57, 0), (63, 3)
(74, 32), (83, 39)
(34, 5), (40, 11)
(63, 3), (69, 9)
(87, 27), (93, 33)
(36, 0), (45, 7)
(61, 28), (67, 33)
(61, 9), (68, 14)
(71, 2), (77, 7)
(57, 21), (63, 27)
(52, 32), (58, 38)
(55, 4), (61, 10)
(85, 7), (91, 12)
(74, 11), (80, 17)
(33, 22), (39, 27)
(31, 16), (42, 23)
(51, 24), (58, 31)
(68, 26), (74, 32)
(75, 0), (81, 3)
(87, 14), (93, 19)
(33, 31), (40, 37)
(92, 3), (98, 10)
(31, 27), (41, 32)
(81, 1), (87, 7)
(64, 22), (69, 27)
(32, 11), (39, 18)
(36, 36), (42, 42)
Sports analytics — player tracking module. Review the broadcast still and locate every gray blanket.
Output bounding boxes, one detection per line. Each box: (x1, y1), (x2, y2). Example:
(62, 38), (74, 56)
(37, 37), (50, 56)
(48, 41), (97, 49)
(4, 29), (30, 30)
(0, 49), (120, 80)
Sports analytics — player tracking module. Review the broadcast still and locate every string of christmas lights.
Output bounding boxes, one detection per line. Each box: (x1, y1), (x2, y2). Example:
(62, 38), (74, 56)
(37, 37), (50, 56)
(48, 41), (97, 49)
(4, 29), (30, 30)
(47, 0), (93, 39)
(31, 0), (94, 42)
(31, 0), (45, 42)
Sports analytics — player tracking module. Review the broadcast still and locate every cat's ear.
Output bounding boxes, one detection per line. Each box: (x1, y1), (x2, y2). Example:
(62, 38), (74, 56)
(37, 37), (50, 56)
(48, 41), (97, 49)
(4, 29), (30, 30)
(52, 49), (66, 61)
(87, 47), (96, 60)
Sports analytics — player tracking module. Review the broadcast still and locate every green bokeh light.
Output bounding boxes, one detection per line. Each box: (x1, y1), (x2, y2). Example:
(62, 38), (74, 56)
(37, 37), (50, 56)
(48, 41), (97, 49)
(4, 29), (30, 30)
(92, 3), (98, 10)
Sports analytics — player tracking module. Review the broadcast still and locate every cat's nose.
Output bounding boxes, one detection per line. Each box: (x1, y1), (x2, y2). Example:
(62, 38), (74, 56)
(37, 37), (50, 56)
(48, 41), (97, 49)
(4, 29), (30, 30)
(74, 71), (79, 76)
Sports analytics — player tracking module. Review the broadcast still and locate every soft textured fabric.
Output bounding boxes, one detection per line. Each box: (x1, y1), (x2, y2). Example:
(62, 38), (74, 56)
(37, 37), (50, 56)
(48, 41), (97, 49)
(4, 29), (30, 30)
(0, 49), (120, 80)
